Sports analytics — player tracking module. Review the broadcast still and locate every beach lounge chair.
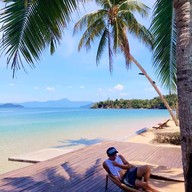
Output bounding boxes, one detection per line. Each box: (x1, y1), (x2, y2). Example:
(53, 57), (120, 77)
(152, 119), (170, 129)
(103, 161), (183, 192)
(103, 162), (139, 192)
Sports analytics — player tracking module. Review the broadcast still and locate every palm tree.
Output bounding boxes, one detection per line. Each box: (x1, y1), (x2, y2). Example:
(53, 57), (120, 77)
(0, 0), (178, 125)
(73, 0), (178, 126)
(151, 0), (192, 191)
(0, 0), (87, 77)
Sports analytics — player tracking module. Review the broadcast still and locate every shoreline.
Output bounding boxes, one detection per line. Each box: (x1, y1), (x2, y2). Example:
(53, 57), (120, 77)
(1, 119), (179, 174)
(0, 110), (170, 175)
(127, 119), (180, 147)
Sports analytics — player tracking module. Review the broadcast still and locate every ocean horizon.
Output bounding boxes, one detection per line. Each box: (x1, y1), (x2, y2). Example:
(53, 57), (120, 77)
(0, 108), (170, 174)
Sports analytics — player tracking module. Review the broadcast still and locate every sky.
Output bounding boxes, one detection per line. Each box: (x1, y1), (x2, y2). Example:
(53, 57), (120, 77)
(0, 0), (168, 103)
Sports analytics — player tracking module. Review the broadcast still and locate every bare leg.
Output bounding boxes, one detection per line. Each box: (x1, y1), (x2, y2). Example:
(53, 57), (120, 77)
(136, 166), (160, 192)
(135, 179), (160, 192)
(137, 165), (151, 182)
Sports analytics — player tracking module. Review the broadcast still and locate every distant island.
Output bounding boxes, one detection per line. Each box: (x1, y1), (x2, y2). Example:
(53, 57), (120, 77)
(18, 98), (93, 108)
(91, 94), (177, 109)
(0, 98), (93, 108)
(0, 103), (24, 108)
(0, 95), (177, 109)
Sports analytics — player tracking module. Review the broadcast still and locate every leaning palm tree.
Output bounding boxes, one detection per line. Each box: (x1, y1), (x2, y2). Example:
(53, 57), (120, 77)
(151, 0), (192, 191)
(73, 0), (178, 125)
(0, 0), (87, 77)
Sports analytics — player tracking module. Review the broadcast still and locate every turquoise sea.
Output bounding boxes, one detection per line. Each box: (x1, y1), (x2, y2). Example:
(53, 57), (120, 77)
(0, 108), (170, 174)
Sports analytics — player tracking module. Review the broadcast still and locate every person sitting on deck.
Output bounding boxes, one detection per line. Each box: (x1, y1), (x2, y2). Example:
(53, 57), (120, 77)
(103, 147), (159, 192)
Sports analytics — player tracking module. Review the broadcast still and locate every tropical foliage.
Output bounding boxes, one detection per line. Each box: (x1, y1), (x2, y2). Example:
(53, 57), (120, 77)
(0, 0), (86, 77)
(150, 0), (177, 93)
(73, 0), (178, 126)
(91, 94), (178, 109)
(73, 0), (153, 72)
(151, 0), (192, 190)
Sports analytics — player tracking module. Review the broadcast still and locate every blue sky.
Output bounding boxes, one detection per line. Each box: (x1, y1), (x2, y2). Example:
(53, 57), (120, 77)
(0, 0), (168, 103)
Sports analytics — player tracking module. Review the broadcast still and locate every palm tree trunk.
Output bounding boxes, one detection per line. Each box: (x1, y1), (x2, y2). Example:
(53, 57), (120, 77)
(130, 54), (179, 126)
(174, 0), (192, 191)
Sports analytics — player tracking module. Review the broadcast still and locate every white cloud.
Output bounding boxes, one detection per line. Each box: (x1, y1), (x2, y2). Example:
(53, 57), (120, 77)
(114, 84), (124, 91)
(9, 83), (14, 87)
(33, 87), (39, 90)
(46, 86), (55, 91)
(80, 85), (85, 89)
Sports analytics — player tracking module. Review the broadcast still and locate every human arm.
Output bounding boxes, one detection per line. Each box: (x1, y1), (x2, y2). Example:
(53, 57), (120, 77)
(113, 155), (135, 170)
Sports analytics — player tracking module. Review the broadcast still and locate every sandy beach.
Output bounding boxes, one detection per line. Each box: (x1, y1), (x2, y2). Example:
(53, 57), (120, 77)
(128, 119), (180, 145)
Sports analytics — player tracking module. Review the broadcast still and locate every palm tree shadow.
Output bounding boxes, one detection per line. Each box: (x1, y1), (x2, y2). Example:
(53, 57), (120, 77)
(1, 159), (102, 191)
(84, 158), (101, 177)
(53, 138), (104, 148)
(61, 158), (101, 182)
(1, 158), (183, 191)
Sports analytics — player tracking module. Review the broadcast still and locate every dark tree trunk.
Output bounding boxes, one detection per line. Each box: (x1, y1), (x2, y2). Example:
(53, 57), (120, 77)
(174, 0), (192, 191)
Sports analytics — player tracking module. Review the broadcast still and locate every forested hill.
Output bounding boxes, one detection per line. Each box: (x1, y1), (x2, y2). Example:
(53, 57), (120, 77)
(91, 94), (177, 109)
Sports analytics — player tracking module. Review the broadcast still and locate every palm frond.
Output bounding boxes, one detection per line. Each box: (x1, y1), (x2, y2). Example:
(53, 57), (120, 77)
(73, 10), (107, 35)
(0, 0), (83, 77)
(121, 11), (153, 49)
(96, 28), (108, 65)
(107, 26), (113, 73)
(74, 0), (152, 73)
(150, 0), (176, 92)
(119, 0), (150, 17)
(75, 15), (106, 51)
(116, 20), (131, 67)
(112, 19), (119, 53)
(95, 0), (113, 9)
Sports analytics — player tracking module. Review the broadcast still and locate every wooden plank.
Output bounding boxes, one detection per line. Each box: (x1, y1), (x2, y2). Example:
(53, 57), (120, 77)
(8, 148), (73, 163)
(0, 141), (182, 192)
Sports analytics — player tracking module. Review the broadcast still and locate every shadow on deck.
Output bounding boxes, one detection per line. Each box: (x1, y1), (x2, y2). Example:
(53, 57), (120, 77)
(0, 141), (183, 192)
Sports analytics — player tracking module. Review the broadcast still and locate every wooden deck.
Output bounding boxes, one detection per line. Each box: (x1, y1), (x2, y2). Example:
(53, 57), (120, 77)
(0, 141), (182, 192)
